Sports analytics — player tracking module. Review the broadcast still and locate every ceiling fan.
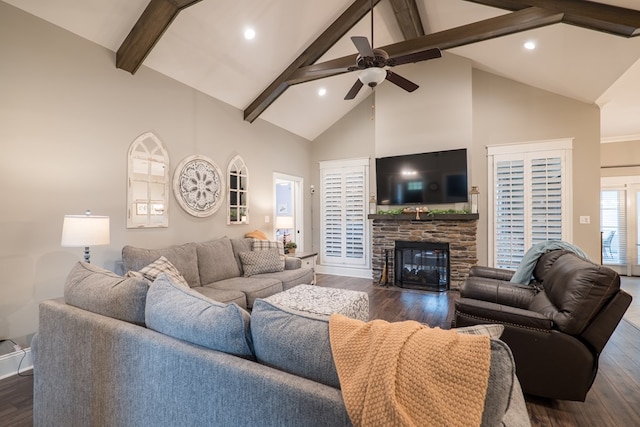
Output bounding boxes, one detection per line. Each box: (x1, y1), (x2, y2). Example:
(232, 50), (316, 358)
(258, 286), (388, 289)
(343, 3), (442, 100)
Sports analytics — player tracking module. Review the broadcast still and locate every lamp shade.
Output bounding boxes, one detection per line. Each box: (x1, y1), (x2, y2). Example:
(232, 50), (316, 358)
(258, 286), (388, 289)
(359, 67), (386, 87)
(61, 214), (110, 247)
(275, 216), (294, 230)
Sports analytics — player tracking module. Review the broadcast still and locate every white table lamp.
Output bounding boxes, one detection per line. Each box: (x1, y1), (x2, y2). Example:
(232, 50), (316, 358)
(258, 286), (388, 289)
(275, 216), (294, 246)
(61, 210), (110, 263)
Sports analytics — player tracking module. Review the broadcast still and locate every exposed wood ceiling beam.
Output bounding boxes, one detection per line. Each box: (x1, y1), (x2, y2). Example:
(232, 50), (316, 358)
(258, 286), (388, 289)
(116, 0), (203, 74)
(243, 0), (382, 123)
(389, 0), (425, 39)
(244, 0), (640, 123)
(463, 0), (640, 37)
(288, 7), (562, 85)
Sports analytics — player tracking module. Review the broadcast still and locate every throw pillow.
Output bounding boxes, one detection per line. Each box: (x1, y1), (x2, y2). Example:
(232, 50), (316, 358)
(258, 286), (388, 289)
(455, 324), (504, 339)
(138, 256), (190, 288)
(145, 274), (254, 358)
(245, 230), (268, 240)
(64, 262), (149, 325)
(239, 249), (284, 277)
(252, 239), (285, 269)
(250, 299), (340, 389)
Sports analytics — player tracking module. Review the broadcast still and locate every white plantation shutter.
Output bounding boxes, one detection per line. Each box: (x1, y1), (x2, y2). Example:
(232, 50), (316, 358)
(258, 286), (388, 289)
(495, 159), (526, 269)
(489, 140), (572, 269)
(320, 159), (369, 267)
(531, 156), (563, 243)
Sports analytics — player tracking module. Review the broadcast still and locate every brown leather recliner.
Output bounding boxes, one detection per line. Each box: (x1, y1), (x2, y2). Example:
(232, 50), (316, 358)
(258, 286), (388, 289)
(454, 250), (633, 401)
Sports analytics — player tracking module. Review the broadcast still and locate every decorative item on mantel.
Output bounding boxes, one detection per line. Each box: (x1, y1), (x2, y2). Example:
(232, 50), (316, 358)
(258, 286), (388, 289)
(61, 210), (110, 263)
(369, 194), (377, 215)
(469, 186), (480, 214)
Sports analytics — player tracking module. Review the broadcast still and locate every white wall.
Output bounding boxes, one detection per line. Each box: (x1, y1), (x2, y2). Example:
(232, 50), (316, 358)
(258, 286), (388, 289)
(0, 3), (312, 344)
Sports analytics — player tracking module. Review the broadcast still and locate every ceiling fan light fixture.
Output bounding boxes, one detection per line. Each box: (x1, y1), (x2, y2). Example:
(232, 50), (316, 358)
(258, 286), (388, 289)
(359, 67), (386, 88)
(244, 28), (256, 40)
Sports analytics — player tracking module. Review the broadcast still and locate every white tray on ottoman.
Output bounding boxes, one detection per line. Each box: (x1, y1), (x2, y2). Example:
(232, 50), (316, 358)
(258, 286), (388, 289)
(264, 284), (369, 321)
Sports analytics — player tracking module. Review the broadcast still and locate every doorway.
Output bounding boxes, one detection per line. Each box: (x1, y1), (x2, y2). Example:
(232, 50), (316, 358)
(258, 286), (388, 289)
(273, 173), (304, 252)
(601, 176), (640, 276)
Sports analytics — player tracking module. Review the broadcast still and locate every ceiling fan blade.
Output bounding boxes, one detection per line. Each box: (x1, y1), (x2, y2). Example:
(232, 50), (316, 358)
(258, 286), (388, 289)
(388, 48), (442, 67)
(385, 71), (419, 93)
(344, 79), (364, 100)
(351, 36), (374, 58)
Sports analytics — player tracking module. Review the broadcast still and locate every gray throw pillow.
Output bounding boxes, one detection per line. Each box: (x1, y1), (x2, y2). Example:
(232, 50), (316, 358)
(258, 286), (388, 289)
(145, 274), (253, 358)
(252, 239), (285, 269)
(250, 299), (340, 388)
(239, 249), (284, 277)
(64, 262), (149, 325)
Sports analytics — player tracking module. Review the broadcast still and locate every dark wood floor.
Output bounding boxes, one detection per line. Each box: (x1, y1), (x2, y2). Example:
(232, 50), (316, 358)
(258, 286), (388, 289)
(2, 274), (639, 426)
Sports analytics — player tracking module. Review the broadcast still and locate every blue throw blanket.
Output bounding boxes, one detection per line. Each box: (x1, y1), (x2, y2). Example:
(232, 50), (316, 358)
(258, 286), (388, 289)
(510, 240), (589, 284)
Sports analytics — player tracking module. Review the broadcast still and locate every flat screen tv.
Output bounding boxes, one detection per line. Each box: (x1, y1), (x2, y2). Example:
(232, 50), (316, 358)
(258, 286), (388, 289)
(376, 148), (468, 206)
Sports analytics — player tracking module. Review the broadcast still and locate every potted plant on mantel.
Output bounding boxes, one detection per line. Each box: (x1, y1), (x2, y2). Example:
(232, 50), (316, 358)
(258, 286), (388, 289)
(285, 241), (297, 255)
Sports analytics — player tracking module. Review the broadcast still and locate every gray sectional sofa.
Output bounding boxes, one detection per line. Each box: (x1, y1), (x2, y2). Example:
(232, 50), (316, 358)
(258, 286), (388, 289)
(122, 236), (313, 309)
(32, 254), (531, 426)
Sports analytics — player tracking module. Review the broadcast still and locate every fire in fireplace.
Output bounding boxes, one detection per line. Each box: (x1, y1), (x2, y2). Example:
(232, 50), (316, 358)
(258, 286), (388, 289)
(394, 241), (450, 291)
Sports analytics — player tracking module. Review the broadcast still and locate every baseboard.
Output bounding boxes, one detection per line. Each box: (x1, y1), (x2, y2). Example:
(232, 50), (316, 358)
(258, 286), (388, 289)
(0, 348), (33, 380)
(316, 265), (372, 279)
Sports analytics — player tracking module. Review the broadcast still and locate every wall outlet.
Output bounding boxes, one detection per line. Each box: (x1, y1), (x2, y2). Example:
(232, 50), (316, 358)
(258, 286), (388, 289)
(579, 216), (590, 224)
(264, 215), (270, 223)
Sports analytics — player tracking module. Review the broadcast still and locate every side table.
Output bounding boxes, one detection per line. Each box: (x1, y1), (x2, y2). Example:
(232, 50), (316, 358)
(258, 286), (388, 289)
(290, 252), (317, 284)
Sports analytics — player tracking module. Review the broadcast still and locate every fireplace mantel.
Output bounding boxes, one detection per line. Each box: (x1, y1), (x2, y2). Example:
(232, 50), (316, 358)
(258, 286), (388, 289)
(368, 213), (478, 221)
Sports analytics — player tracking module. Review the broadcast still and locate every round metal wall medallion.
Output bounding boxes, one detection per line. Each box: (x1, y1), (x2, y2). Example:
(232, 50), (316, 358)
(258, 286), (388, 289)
(173, 155), (224, 217)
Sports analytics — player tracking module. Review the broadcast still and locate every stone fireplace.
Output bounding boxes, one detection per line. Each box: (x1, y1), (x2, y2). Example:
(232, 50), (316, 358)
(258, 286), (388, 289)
(370, 213), (478, 290)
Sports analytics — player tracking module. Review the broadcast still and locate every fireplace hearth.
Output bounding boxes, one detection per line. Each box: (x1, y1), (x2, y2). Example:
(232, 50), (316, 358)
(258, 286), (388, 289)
(395, 241), (449, 291)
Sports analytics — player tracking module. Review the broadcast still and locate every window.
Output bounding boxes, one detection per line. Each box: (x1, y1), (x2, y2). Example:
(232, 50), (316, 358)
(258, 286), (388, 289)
(319, 158), (369, 268)
(600, 189), (626, 265)
(488, 139), (573, 269)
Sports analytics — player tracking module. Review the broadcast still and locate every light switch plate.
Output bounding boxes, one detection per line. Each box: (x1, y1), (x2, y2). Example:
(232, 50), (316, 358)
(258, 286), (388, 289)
(579, 216), (590, 224)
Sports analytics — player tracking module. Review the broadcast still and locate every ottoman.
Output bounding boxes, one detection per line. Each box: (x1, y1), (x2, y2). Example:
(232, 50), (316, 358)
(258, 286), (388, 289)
(264, 284), (369, 321)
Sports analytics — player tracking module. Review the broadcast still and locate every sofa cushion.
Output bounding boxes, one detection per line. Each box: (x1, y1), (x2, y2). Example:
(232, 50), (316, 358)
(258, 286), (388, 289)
(239, 249), (284, 276)
(191, 286), (247, 309)
(64, 262), (148, 325)
(252, 239), (285, 269)
(251, 268), (314, 291)
(196, 237), (241, 284)
(250, 298), (340, 389)
(136, 256), (189, 288)
(206, 277), (282, 309)
(145, 274), (253, 358)
(123, 243), (200, 287)
(230, 238), (253, 275)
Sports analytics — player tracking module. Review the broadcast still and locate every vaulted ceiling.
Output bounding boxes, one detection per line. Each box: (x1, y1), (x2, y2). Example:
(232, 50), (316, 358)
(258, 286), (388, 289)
(7, 0), (640, 141)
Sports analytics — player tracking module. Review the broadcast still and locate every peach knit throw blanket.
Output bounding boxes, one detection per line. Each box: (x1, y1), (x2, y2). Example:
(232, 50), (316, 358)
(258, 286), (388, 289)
(329, 314), (491, 427)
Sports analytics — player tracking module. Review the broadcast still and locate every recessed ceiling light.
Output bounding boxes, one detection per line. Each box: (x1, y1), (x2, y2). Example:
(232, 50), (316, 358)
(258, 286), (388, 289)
(524, 41), (536, 50)
(318, 88), (327, 97)
(244, 28), (256, 40)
